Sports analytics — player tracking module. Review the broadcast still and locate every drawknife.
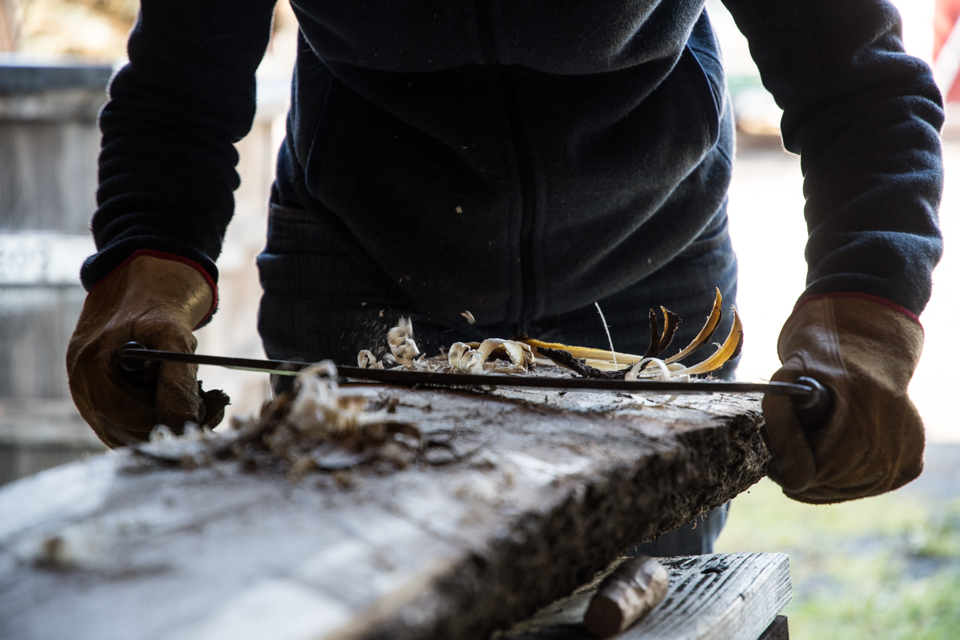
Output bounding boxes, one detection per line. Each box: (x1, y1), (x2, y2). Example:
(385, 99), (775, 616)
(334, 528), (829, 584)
(117, 342), (833, 428)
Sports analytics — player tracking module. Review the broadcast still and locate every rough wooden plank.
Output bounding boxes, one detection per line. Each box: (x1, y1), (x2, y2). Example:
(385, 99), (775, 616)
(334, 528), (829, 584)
(0, 385), (769, 640)
(498, 553), (791, 640)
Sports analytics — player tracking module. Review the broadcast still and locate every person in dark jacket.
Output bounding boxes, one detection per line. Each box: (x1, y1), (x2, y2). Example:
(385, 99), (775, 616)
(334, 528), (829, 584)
(67, 0), (943, 554)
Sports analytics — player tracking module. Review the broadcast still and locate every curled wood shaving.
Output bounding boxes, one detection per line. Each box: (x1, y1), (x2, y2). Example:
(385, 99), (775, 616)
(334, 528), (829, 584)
(387, 317), (420, 365)
(358, 318), (537, 376)
(531, 346), (624, 379)
(642, 309), (661, 359)
(522, 289), (740, 380)
(663, 288), (723, 364)
(640, 306), (680, 359)
(673, 308), (742, 375)
(288, 364), (397, 438)
(448, 339), (534, 374)
(657, 307), (681, 354)
(624, 357), (686, 404)
(356, 294), (736, 383)
(518, 338), (642, 371)
(357, 350), (383, 369)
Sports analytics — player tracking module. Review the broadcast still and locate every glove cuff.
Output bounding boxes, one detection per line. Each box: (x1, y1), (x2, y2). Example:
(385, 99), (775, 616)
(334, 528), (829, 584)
(791, 292), (920, 328)
(90, 249), (217, 329)
(778, 294), (924, 379)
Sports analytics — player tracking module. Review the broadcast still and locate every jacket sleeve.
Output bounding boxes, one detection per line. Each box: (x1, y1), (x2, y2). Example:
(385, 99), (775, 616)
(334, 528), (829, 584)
(80, 0), (278, 292)
(720, 0), (944, 315)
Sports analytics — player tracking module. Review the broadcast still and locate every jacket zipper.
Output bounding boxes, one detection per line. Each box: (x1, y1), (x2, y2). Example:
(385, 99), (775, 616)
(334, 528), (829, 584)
(474, 0), (538, 322)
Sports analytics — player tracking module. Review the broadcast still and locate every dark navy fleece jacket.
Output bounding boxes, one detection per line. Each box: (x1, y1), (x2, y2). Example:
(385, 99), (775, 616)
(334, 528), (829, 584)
(84, 0), (944, 325)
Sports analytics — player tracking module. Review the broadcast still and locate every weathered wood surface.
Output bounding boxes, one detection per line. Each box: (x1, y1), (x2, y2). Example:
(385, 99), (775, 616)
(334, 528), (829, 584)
(497, 553), (791, 640)
(0, 385), (769, 640)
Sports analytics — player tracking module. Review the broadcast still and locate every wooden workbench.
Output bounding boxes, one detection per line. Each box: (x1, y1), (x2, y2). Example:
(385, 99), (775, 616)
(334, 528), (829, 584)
(0, 383), (769, 640)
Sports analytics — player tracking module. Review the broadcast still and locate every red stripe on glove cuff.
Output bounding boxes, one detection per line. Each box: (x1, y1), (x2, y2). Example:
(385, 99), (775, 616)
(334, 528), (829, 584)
(793, 292), (920, 327)
(89, 249), (219, 329)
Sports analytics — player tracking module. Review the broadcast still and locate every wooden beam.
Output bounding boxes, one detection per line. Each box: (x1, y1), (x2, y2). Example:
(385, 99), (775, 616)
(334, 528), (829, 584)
(0, 385), (770, 639)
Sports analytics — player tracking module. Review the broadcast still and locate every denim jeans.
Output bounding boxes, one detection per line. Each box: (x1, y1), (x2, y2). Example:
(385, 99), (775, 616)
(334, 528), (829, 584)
(257, 199), (738, 555)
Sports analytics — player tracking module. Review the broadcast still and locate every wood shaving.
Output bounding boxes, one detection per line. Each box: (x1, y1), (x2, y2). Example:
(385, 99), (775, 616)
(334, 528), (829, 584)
(387, 317), (420, 366)
(359, 319), (535, 375)
(133, 363), (423, 480)
(521, 289), (742, 380)
(357, 350), (384, 369)
(448, 339), (534, 374)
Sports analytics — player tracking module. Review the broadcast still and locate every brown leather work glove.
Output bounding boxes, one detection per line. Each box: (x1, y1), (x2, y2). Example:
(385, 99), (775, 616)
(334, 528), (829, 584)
(761, 294), (925, 504)
(67, 252), (229, 448)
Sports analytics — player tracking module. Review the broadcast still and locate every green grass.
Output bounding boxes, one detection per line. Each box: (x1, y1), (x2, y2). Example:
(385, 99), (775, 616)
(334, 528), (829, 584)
(715, 478), (960, 640)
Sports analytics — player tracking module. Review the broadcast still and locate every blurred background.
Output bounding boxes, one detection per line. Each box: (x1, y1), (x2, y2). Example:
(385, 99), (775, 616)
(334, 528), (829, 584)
(0, 1), (958, 637)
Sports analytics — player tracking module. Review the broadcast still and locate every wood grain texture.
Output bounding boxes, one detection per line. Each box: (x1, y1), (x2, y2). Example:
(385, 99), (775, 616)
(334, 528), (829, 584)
(498, 553), (791, 640)
(0, 384), (769, 640)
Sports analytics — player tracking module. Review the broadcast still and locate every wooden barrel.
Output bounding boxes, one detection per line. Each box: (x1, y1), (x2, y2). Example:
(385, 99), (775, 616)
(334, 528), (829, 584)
(0, 59), (113, 483)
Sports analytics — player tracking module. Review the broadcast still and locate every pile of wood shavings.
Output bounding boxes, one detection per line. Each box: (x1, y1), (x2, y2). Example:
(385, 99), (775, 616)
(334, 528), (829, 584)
(357, 294), (741, 384)
(350, 295), (742, 408)
(358, 317), (535, 374)
(133, 363), (431, 480)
